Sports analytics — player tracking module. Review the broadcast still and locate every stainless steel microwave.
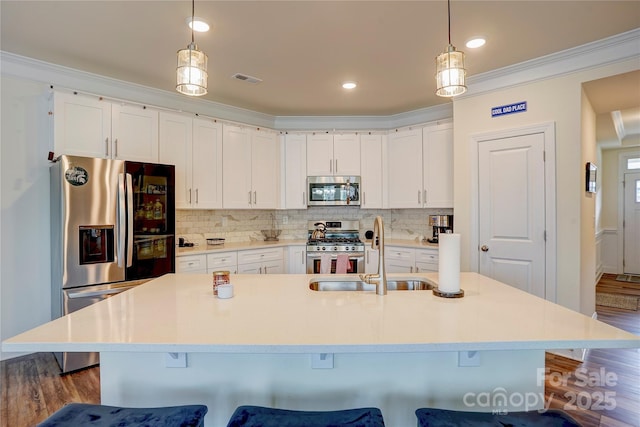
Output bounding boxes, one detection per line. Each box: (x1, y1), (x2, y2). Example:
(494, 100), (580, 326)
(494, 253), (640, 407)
(307, 176), (360, 206)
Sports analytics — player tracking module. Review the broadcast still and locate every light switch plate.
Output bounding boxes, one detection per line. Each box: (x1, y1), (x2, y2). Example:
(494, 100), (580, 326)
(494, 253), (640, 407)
(165, 352), (187, 368)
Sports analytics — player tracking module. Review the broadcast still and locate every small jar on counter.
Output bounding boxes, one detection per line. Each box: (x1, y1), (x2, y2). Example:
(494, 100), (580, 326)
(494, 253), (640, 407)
(212, 271), (230, 295)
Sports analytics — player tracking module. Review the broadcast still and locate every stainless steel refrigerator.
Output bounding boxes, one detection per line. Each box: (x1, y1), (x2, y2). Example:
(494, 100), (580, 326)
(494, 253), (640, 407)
(50, 155), (175, 373)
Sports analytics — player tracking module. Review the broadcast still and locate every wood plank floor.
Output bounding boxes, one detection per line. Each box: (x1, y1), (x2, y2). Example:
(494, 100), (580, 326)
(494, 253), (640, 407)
(1, 274), (638, 426)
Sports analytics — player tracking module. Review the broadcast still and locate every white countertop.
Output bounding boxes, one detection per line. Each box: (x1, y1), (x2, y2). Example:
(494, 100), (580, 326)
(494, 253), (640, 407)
(3, 273), (638, 354)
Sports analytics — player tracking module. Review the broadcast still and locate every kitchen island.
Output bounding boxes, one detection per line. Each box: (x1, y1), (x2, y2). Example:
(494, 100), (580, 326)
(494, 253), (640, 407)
(3, 273), (638, 426)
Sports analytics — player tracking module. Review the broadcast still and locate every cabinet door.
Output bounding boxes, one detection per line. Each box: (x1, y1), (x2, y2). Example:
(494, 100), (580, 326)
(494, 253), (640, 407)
(159, 112), (193, 209)
(387, 128), (423, 208)
(415, 248), (439, 273)
(333, 133), (361, 175)
(360, 134), (383, 209)
(284, 134), (307, 209)
(192, 119), (223, 209)
(54, 92), (111, 158)
(112, 104), (159, 162)
(251, 129), (279, 209)
(262, 259), (284, 274)
(364, 247), (379, 274)
(385, 247), (415, 273)
(176, 254), (207, 273)
(222, 125), (252, 208)
(306, 133), (333, 175)
(423, 124), (453, 208)
(287, 245), (307, 274)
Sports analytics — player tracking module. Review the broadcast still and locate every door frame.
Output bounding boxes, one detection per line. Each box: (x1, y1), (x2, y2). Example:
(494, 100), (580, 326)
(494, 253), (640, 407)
(617, 150), (640, 273)
(469, 122), (557, 301)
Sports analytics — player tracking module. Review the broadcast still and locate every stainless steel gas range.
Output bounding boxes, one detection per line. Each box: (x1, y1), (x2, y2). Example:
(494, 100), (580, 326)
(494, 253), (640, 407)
(306, 220), (365, 274)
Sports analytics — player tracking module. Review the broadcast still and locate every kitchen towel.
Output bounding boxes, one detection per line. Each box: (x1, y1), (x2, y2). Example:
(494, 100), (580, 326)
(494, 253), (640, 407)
(438, 233), (461, 293)
(320, 253), (333, 274)
(335, 254), (350, 274)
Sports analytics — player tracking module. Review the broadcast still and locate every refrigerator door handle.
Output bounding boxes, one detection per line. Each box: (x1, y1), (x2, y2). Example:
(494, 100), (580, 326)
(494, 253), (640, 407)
(117, 173), (126, 267)
(126, 173), (134, 267)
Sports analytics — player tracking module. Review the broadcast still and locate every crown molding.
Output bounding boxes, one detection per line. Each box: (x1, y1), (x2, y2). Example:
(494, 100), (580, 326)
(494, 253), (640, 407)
(462, 28), (640, 100)
(2, 28), (638, 130)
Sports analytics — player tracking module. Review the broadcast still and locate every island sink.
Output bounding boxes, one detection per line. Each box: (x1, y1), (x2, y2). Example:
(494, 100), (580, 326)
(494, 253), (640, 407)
(309, 279), (433, 292)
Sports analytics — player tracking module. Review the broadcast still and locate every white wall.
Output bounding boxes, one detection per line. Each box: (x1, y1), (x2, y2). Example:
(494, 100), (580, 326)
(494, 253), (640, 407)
(580, 89), (597, 316)
(452, 58), (638, 315)
(1, 76), (52, 360)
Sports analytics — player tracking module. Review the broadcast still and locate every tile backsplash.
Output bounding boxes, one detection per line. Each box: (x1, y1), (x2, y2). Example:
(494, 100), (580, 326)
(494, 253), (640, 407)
(176, 208), (454, 245)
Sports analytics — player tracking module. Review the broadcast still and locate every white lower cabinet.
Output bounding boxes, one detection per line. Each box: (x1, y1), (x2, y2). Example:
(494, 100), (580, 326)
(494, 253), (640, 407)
(237, 248), (284, 274)
(286, 245), (307, 274)
(176, 254), (207, 273)
(364, 247), (379, 274)
(207, 251), (238, 274)
(414, 248), (438, 272)
(385, 246), (439, 273)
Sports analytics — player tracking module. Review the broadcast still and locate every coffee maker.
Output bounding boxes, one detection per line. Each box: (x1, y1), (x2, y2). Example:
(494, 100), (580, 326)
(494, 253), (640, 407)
(427, 215), (453, 243)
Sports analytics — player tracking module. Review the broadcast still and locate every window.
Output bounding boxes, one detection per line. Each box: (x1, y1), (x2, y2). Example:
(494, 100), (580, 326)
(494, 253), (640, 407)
(628, 157), (640, 170)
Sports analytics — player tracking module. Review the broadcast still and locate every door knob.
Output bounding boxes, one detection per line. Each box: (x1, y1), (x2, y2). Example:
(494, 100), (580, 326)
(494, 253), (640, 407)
(481, 245), (489, 252)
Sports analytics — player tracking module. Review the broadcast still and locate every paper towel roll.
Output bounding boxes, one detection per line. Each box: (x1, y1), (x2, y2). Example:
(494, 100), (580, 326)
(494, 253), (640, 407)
(438, 233), (461, 293)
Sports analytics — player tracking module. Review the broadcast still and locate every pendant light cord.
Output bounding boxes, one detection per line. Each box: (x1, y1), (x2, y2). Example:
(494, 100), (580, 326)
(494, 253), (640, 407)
(447, 0), (451, 45)
(191, 0), (195, 44)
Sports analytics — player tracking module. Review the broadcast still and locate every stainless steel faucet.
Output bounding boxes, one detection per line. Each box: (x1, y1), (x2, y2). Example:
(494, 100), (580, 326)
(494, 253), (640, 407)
(360, 215), (387, 295)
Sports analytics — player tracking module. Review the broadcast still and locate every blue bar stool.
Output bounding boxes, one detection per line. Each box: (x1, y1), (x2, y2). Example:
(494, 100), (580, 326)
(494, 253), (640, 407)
(227, 405), (385, 427)
(37, 403), (208, 427)
(415, 407), (581, 426)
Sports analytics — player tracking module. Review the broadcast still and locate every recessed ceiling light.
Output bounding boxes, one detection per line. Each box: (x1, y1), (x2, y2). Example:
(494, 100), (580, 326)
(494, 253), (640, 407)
(342, 82), (357, 90)
(186, 16), (210, 32)
(466, 37), (486, 49)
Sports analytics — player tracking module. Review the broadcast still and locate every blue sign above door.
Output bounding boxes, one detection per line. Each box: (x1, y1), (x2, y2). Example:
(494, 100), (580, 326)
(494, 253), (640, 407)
(491, 101), (527, 117)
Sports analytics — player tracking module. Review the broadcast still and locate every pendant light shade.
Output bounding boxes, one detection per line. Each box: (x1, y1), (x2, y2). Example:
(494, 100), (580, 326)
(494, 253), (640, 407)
(435, 0), (466, 97)
(176, 0), (208, 96)
(176, 42), (208, 96)
(435, 45), (466, 97)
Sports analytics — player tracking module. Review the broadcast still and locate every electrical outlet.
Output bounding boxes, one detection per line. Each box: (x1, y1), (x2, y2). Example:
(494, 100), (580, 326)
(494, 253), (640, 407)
(221, 216), (228, 227)
(165, 352), (187, 368)
(458, 350), (481, 367)
(282, 215), (288, 224)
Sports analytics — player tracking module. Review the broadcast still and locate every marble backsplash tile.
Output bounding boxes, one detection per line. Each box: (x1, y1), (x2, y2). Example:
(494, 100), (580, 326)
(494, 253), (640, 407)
(176, 208), (453, 245)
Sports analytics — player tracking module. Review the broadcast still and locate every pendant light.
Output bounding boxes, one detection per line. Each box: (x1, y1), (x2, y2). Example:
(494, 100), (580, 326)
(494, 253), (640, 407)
(176, 0), (208, 96)
(435, 0), (466, 97)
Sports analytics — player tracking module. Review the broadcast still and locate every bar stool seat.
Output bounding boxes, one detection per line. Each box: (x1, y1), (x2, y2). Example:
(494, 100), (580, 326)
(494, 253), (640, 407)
(415, 407), (581, 426)
(227, 405), (385, 427)
(37, 403), (208, 427)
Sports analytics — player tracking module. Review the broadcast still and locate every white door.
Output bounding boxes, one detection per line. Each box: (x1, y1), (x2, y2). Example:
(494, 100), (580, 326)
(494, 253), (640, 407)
(478, 133), (546, 297)
(423, 124), (454, 208)
(333, 133), (361, 175)
(386, 128), (423, 208)
(54, 92), (111, 158)
(250, 129), (279, 209)
(192, 118), (222, 209)
(222, 125), (252, 208)
(306, 133), (334, 175)
(360, 134), (383, 209)
(623, 172), (640, 274)
(158, 112), (192, 209)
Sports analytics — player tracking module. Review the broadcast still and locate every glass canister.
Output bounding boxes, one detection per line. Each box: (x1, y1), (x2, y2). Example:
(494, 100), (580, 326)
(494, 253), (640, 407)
(212, 270), (230, 295)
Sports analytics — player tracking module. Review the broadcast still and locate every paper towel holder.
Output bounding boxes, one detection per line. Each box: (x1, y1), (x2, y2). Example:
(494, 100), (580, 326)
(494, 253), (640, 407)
(433, 288), (465, 298)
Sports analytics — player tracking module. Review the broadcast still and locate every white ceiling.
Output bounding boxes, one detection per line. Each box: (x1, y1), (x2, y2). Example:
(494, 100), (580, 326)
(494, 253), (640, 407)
(1, 1), (639, 118)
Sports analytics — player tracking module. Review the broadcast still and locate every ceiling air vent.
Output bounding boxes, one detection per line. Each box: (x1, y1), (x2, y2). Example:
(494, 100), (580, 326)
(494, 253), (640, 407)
(231, 73), (262, 84)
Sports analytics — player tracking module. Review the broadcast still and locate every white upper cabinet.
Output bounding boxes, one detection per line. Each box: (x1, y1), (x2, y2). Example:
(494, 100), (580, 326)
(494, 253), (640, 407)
(111, 104), (159, 162)
(307, 133), (360, 176)
(54, 92), (111, 158)
(360, 133), (384, 209)
(159, 112), (193, 209)
(53, 91), (158, 162)
(422, 123), (453, 208)
(283, 133), (308, 209)
(191, 118), (223, 209)
(387, 128), (423, 208)
(223, 125), (279, 209)
(158, 112), (222, 209)
(386, 124), (453, 208)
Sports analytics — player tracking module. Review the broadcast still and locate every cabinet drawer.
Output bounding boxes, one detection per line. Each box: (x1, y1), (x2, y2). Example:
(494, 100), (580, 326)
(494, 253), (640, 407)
(415, 249), (438, 264)
(176, 254), (206, 273)
(415, 261), (438, 273)
(385, 247), (415, 263)
(207, 251), (238, 270)
(238, 248), (284, 264)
